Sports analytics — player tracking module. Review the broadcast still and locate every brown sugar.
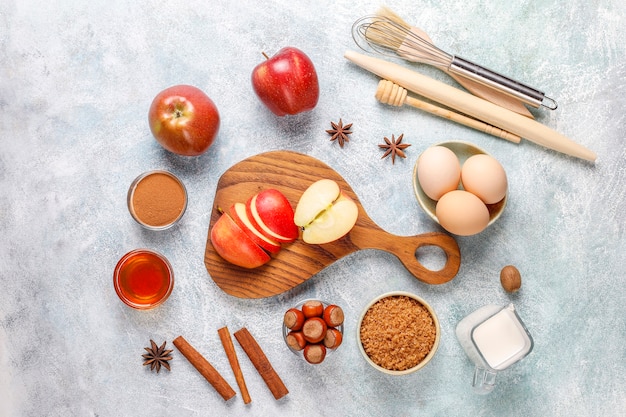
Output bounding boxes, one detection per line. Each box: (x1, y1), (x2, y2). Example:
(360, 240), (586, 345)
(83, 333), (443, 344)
(129, 171), (186, 228)
(359, 295), (437, 371)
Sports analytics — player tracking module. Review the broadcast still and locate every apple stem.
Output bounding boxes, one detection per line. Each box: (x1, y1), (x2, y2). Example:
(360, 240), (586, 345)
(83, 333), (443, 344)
(261, 52), (269, 60)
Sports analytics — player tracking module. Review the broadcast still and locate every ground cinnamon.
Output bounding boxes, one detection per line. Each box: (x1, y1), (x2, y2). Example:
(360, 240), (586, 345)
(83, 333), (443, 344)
(234, 327), (288, 400)
(129, 171), (186, 228)
(173, 336), (236, 401)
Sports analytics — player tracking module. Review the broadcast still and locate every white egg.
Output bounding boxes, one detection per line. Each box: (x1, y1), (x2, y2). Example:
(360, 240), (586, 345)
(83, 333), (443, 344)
(436, 190), (489, 236)
(461, 154), (508, 204)
(417, 146), (461, 201)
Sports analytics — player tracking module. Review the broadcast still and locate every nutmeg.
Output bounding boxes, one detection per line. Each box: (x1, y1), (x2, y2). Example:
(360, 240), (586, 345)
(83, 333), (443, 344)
(500, 265), (521, 293)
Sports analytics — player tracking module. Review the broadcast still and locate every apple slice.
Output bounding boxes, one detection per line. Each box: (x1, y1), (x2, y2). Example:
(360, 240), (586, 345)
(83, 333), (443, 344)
(229, 203), (281, 254)
(210, 212), (271, 269)
(294, 179), (359, 244)
(246, 189), (299, 243)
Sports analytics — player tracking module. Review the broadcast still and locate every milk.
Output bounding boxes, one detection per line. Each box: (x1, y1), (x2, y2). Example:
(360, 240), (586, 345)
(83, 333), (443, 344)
(456, 304), (533, 393)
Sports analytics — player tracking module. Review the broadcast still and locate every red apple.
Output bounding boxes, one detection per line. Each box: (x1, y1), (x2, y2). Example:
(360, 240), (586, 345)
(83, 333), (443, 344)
(245, 189), (299, 243)
(228, 203), (281, 254)
(148, 84), (220, 156)
(210, 212), (270, 269)
(251, 47), (319, 116)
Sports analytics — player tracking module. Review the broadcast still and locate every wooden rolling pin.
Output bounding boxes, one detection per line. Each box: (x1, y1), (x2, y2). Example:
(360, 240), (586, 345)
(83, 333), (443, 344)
(345, 50), (596, 162)
(375, 79), (521, 143)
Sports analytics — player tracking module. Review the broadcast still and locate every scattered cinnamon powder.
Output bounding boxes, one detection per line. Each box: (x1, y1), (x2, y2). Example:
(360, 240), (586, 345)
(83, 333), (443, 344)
(130, 172), (186, 227)
(359, 295), (437, 371)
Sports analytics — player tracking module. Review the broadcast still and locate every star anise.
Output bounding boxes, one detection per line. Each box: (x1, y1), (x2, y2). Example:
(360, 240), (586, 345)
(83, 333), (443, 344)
(326, 119), (353, 148)
(142, 340), (173, 373)
(379, 134), (411, 164)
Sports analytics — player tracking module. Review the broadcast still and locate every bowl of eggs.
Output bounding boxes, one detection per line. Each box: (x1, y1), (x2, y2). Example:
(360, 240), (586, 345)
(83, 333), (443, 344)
(413, 141), (508, 236)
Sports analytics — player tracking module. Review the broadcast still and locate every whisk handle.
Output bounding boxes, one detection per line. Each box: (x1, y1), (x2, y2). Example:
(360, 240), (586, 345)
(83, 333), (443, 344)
(450, 56), (558, 110)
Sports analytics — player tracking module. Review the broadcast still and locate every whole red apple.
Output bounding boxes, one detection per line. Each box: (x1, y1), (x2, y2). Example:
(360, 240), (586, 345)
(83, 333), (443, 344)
(251, 47), (319, 116)
(148, 85), (220, 156)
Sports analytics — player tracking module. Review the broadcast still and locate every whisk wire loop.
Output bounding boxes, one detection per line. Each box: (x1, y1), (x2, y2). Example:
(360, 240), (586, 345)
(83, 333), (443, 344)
(352, 16), (452, 70)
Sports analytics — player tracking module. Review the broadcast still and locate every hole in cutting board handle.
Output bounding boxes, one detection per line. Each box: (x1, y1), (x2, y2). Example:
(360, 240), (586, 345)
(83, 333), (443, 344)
(415, 245), (447, 271)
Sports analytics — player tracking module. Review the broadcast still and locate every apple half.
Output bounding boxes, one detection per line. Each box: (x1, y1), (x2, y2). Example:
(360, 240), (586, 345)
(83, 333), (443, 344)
(294, 179), (359, 244)
(246, 189), (299, 243)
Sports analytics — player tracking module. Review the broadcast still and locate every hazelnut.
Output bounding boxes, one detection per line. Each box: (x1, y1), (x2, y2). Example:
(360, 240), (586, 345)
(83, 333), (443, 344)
(323, 327), (343, 349)
(302, 317), (327, 343)
(323, 305), (344, 327)
(303, 344), (327, 364)
(500, 265), (521, 293)
(284, 308), (305, 330)
(286, 331), (307, 351)
(301, 300), (324, 318)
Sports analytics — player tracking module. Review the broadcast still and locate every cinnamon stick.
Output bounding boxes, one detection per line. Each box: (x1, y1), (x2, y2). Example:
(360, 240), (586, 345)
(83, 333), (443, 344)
(233, 327), (289, 400)
(173, 336), (236, 401)
(218, 327), (251, 404)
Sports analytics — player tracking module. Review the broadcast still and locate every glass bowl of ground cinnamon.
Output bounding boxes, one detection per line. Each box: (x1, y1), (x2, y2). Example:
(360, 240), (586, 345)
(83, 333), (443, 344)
(127, 170), (187, 230)
(357, 291), (440, 375)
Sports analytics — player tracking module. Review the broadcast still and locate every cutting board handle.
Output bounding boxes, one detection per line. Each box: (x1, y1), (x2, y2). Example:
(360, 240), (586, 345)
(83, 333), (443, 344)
(351, 226), (461, 285)
(400, 232), (461, 284)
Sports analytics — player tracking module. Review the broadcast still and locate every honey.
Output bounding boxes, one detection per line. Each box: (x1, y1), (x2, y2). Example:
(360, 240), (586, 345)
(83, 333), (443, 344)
(113, 249), (174, 309)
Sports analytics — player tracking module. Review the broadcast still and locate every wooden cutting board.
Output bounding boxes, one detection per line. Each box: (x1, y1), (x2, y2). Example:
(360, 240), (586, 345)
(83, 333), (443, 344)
(204, 151), (461, 298)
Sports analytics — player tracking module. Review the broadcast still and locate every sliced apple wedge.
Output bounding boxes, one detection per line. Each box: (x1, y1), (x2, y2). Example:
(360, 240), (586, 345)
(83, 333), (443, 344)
(210, 212), (271, 269)
(229, 202), (281, 254)
(246, 189), (299, 243)
(294, 179), (359, 244)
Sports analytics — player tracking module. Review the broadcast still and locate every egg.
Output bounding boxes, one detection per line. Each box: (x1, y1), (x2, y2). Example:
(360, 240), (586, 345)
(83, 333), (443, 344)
(436, 190), (489, 236)
(461, 154), (507, 204)
(417, 146), (461, 201)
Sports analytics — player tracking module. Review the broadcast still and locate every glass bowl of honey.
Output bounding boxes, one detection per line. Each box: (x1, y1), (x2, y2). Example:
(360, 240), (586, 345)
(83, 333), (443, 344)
(113, 249), (174, 309)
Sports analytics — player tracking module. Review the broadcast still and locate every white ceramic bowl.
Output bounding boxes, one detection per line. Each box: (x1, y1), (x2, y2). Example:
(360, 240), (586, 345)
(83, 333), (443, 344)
(412, 140), (507, 229)
(357, 291), (440, 375)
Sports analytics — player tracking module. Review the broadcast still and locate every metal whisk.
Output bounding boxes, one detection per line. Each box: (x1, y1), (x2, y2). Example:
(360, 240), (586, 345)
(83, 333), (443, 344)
(352, 15), (557, 110)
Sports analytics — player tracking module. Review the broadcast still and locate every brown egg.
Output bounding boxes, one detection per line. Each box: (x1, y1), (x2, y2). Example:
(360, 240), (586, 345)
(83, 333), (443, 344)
(417, 146), (461, 201)
(435, 190), (489, 236)
(461, 154), (508, 205)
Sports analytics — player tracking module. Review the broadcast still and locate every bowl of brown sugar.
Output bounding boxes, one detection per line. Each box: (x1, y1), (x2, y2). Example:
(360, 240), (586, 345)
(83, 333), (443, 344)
(357, 291), (440, 375)
(127, 170), (187, 230)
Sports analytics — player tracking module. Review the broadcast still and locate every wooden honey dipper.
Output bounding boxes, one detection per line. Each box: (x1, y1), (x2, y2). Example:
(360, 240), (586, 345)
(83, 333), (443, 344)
(375, 79), (521, 143)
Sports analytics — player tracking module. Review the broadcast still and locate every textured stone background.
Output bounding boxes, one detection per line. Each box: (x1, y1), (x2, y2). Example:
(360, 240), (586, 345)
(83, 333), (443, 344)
(1, 0), (624, 416)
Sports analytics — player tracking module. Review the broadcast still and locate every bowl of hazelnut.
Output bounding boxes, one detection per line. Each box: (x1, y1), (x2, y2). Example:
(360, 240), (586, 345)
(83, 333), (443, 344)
(282, 299), (344, 365)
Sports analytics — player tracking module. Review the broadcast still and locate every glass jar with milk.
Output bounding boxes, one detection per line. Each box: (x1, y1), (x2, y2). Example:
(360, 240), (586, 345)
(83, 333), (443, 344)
(455, 304), (533, 394)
